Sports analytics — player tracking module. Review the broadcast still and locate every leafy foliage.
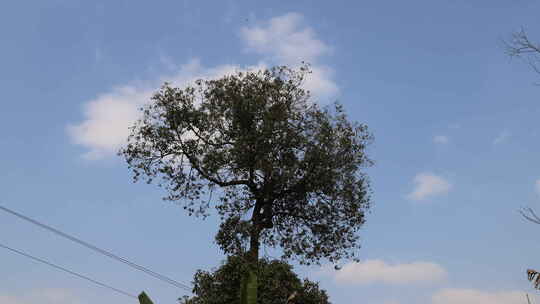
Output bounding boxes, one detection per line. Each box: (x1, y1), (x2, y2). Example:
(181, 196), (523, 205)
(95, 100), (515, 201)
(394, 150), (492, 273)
(120, 64), (373, 265)
(178, 256), (331, 304)
(528, 269), (540, 289)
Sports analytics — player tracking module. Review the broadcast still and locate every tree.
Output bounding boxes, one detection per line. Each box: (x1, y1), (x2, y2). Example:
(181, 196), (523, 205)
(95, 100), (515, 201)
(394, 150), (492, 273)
(120, 64), (373, 304)
(506, 29), (540, 290)
(520, 208), (540, 290)
(504, 28), (540, 77)
(178, 255), (331, 304)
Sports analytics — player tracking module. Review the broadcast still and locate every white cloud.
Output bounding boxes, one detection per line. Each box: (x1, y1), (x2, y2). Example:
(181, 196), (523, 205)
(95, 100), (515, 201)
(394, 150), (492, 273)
(432, 288), (537, 304)
(535, 179), (540, 197)
(302, 64), (338, 102)
(493, 130), (511, 145)
(0, 289), (83, 304)
(68, 60), (266, 159)
(69, 13), (338, 159)
(240, 12), (338, 100)
(332, 260), (447, 285)
(67, 86), (149, 160)
(0, 295), (24, 304)
(240, 12), (330, 65)
(433, 135), (449, 144)
(407, 173), (452, 201)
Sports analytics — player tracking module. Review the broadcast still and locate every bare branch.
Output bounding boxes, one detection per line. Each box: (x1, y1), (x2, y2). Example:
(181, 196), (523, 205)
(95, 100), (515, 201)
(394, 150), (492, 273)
(519, 207), (540, 224)
(504, 28), (540, 77)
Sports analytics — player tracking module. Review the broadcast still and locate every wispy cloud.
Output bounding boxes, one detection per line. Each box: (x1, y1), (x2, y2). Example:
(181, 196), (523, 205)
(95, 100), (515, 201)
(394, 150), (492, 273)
(0, 289), (84, 304)
(407, 173), (452, 201)
(94, 47), (103, 64)
(493, 130), (511, 145)
(328, 260), (447, 285)
(432, 288), (537, 304)
(433, 135), (449, 144)
(68, 13), (338, 160)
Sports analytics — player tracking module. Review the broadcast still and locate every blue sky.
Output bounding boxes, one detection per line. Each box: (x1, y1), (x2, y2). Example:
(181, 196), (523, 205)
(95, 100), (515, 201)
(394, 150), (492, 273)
(2, 1), (540, 304)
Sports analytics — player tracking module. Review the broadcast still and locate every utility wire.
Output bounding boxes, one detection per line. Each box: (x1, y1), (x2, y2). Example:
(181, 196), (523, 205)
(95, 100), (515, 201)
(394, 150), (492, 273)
(0, 242), (137, 299)
(0, 205), (192, 292)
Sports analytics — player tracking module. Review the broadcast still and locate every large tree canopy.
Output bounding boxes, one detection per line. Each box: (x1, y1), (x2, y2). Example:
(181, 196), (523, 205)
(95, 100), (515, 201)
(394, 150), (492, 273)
(121, 65), (373, 303)
(179, 256), (331, 304)
(121, 65), (373, 264)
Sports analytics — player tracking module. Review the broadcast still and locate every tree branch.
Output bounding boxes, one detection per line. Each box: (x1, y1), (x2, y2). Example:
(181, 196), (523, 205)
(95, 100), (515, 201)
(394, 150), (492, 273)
(505, 28), (540, 77)
(189, 156), (253, 187)
(520, 207), (540, 224)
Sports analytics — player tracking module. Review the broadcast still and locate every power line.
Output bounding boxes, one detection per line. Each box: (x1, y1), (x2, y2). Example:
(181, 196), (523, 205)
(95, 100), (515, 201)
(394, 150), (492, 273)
(0, 205), (192, 292)
(0, 242), (137, 299)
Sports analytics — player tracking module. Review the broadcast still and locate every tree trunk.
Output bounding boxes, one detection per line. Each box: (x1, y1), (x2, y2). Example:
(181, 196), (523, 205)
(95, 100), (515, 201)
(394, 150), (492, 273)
(240, 227), (260, 304)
